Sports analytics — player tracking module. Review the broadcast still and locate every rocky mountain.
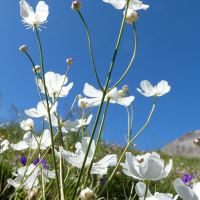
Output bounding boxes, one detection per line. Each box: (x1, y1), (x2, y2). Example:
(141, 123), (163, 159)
(162, 130), (200, 157)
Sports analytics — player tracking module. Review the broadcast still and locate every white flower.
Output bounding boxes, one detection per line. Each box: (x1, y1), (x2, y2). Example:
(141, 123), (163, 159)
(25, 101), (58, 118)
(79, 187), (95, 200)
(124, 9), (139, 24)
(18, 164), (55, 183)
(103, 0), (149, 10)
(38, 72), (73, 98)
(0, 140), (9, 154)
(20, 0), (49, 31)
(20, 119), (35, 131)
(135, 182), (179, 200)
(83, 83), (135, 107)
(7, 170), (38, 190)
(54, 137), (117, 174)
(120, 152), (172, 181)
(11, 129), (51, 150)
(173, 178), (200, 200)
(71, 1), (82, 11)
(137, 80), (171, 97)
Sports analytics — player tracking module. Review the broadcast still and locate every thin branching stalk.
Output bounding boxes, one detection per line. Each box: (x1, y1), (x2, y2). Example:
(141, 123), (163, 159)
(122, 183), (128, 200)
(126, 106), (130, 144)
(108, 23), (137, 91)
(71, 2), (130, 199)
(78, 11), (103, 91)
(127, 91), (134, 140)
(83, 99), (110, 188)
(60, 146), (65, 200)
(34, 25), (60, 200)
(81, 108), (85, 138)
(50, 64), (71, 109)
(97, 96), (156, 198)
(64, 96), (77, 121)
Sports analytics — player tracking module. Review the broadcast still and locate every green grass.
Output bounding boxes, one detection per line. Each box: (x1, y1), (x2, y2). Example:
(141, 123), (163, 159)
(1, 122), (199, 200)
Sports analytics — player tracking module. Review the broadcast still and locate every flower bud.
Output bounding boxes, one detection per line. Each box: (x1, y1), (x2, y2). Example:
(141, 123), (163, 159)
(79, 188), (95, 200)
(118, 90), (126, 98)
(136, 155), (144, 163)
(19, 45), (28, 52)
(32, 65), (41, 74)
(20, 119), (35, 131)
(66, 58), (74, 64)
(116, 171), (120, 175)
(124, 9), (139, 24)
(71, 1), (82, 11)
(133, 144), (136, 147)
(77, 94), (82, 99)
(62, 136), (66, 141)
(194, 138), (200, 146)
(122, 85), (129, 92)
(29, 191), (36, 199)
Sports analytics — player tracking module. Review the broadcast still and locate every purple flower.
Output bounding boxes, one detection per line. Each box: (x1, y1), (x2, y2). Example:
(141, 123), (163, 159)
(21, 156), (27, 165)
(100, 175), (106, 185)
(181, 173), (195, 185)
(34, 158), (47, 169)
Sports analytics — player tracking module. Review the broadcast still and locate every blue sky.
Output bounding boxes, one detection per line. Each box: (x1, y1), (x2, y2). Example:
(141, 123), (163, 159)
(0, 0), (200, 150)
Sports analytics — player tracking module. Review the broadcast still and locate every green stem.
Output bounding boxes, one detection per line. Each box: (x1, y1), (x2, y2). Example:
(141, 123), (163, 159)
(78, 11), (103, 91)
(34, 25), (61, 200)
(60, 147), (65, 200)
(126, 106), (130, 144)
(108, 23), (137, 92)
(64, 96), (77, 121)
(83, 99), (110, 188)
(144, 180), (150, 200)
(127, 91), (134, 141)
(71, 2), (129, 199)
(97, 96), (156, 198)
(129, 181), (134, 200)
(122, 183), (128, 200)
(81, 108), (85, 138)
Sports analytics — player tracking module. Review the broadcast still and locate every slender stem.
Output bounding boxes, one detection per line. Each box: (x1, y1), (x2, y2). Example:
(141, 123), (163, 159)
(83, 99), (110, 188)
(144, 180), (150, 200)
(122, 183), (128, 200)
(129, 181), (134, 200)
(78, 11), (103, 91)
(108, 23), (137, 91)
(107, 187), (109, 200)
(97, 96), (156, 198)
(34, 25), (61, 200)
(67, 128), (81, 151)
(50, 64), (71, 109)
(60, 147), (65, 200)
(81, 108), (85, 138)
(71, 3), (129, 199)
(127, 91), (134, 140)
(64, 96), (77, 121)
(126, 106), (130, 144)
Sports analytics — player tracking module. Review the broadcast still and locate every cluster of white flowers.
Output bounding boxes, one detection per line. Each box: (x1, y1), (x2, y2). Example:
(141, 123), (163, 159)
(2, 0), (198, 200)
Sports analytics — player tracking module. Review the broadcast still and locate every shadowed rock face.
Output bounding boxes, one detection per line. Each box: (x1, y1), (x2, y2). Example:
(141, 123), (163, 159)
(162, 130), (200, 157)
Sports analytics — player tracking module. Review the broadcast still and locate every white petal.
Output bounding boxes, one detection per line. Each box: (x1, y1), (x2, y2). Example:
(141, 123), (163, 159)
(139, 156), (164, 180)
(136, 88), (153, 97)
(10, 141), (29, 151)
(83, 83), (103, 98)
(106, 0), (126, 9)
(20, 0), (34, 19)
(36, 1), (49, 22)
(25, 108), (41, 118)
(173, 178), (199, 200)
(135, 182), (152, 198)
(140, 80), (154, 94)
(59, 82), (73, 97)
(156, 81), (169, 95)
(154, 193), (173, 200)
(7, 178), (20, 188)
(40, 129), (51, 149)
(114, 95), (135, 106)
(193, 182), (200, 198)
(156, 159), (173, 180)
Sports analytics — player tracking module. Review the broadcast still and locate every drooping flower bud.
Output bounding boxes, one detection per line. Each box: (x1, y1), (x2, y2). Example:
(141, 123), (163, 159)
(20, 119), (35, 131)
(32, 65), (41, 74)
(118, 90), (126, 98)
(19, 45), (28, 52)
(122, 85), (129, 92)
(124, 9), (139, 24)
(79, 187), (95, 200)
(77, 94), (82, 99)
(71, 1), (82, 11)
(66, 58), (74, 64)
(133, 144), (137, 147)
(194, 138), (200, 146)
